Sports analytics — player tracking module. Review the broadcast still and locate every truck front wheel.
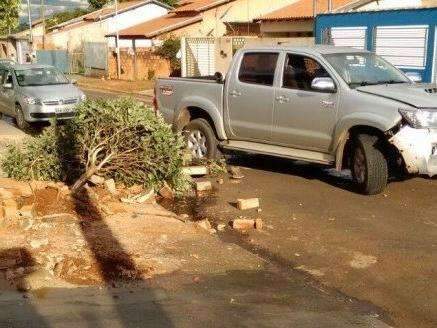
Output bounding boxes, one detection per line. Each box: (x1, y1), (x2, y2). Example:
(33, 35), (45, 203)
(184, 118), (219, 160)
(351, 134), (388, 195)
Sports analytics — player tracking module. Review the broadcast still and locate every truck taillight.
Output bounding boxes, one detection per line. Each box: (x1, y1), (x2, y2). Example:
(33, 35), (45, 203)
(152, 88), (158, 113)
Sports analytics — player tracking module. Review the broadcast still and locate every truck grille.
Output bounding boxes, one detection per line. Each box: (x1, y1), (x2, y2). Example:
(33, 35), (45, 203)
(43, 98), (78, 106)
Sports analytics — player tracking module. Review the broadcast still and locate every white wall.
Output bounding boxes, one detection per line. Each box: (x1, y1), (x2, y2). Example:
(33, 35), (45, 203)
(358, 0), (424, 10)
(104, 3), (168, 34)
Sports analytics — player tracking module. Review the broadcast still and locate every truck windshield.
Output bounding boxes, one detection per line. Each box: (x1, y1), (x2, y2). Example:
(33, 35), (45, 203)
(14, 67), (69, 87)
(323, 53), (410, 88)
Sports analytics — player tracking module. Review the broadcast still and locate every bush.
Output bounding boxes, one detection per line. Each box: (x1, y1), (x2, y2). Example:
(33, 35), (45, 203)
(154, 37), (181, 75)
(2, 98), (190, 193)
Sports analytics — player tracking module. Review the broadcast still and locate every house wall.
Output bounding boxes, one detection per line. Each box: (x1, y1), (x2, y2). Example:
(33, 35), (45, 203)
(107, 48), (171, 80)
(196, 0), (299, 37)
(46, 3), (168, 52)
(260, 20), (314, 37)
(159, 0), (299, 39)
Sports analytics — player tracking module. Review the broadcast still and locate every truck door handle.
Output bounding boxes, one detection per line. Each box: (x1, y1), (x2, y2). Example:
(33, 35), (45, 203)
(321, 100), (335, 108)
(230, 90), (242, 97)
(275, 95), (290, 103)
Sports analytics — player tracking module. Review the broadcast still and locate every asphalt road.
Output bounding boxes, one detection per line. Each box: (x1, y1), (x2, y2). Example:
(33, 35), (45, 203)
(185, 155), (437, 328)
(83, 88), (152, 104)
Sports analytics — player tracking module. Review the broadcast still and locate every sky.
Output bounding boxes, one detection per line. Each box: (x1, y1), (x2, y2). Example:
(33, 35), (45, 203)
(20, 0), (89, 21)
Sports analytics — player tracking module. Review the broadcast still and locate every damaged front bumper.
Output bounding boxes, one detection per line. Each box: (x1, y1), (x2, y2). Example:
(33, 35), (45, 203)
(389, 126), (437, 177)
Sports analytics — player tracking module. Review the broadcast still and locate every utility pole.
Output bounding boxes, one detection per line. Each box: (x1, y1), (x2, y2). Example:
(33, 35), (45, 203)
(27, 0), (33, 44)
(41, 0), (46, 49)
(115, 0), (121, 79)
(328, 0), (333, 12)
(313, 0), (317, 17)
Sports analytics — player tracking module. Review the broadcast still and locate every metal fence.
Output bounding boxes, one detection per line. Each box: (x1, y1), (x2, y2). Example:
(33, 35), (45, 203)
(84, 42), (108, 71)
(36, 50), (70, 73)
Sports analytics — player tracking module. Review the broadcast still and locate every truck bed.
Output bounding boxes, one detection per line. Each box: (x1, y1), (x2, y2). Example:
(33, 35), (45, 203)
(155, 77), (224, 126)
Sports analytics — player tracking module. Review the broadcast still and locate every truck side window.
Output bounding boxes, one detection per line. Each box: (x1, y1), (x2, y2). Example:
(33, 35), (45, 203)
(283, 54), (330, 91)
(238, 52), (279, 86)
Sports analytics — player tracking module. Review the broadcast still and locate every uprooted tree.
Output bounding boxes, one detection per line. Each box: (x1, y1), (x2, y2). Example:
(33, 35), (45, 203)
(2, 98), (189, 194)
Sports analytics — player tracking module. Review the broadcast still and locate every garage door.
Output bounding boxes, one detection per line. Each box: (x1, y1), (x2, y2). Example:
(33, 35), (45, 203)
(374, 25), (429, 69)
(323, 27), (367, 50)
(184, 38), (215, 77)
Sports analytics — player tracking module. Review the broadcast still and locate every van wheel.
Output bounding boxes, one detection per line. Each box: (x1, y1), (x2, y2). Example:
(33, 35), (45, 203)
(15, 104), (31, 131)
(351, 134), (388, 195)
(185, 118), (219, 160)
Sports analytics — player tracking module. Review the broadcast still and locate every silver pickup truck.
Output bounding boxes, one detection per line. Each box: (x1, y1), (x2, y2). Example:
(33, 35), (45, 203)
(155, 45), (437, 195)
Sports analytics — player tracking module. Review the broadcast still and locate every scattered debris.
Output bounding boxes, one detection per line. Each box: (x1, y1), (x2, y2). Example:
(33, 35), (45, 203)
(182, 166), (208, 176)
(255, 218), (263, 230)
(30, 238), (49, 249)
(232, 219), (255, 230)
(159, 182), (174, 200)
(104, 179), (118, 195)
(217, 223), (226, 231)
(0, 188), (14, 200)
(295, 265), (325, 277)
(18, 205), (35, 219)
(121, 188), (155, 204)
(229, 166), (244, 179)
(89, 175), (105, 185)
(217, 178), (224, 185)
(349, 252), (378, 269)
(196, 219), (216, 234)
(2, 199), (18, 219)
(236, 198), (260, 210)
(195, 181), (212, 192)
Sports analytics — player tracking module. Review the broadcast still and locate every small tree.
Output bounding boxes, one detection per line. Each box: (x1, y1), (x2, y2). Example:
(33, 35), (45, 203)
(2, 98), (190, 194)
(154, 37), (181, 76)
(0, 0), (20, 35)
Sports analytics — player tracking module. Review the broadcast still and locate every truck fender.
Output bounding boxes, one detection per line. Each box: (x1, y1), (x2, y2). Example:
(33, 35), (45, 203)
(333, 112), (401, 170)
(174, 96), (227, 140)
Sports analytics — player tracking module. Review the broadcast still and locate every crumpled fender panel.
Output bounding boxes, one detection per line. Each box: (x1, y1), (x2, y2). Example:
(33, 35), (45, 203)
(389, 126), (437, 176)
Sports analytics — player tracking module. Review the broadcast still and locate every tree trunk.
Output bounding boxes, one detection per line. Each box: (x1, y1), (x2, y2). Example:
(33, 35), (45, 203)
(71, 168), (97, 194)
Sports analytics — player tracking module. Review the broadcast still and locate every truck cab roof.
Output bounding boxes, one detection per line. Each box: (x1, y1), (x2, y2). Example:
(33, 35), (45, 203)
(240, 45), (369, 55)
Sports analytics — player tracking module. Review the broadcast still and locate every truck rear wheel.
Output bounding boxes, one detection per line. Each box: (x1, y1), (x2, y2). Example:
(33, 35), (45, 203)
(351, 134), (388, 195)
(185, 118), (219, 160)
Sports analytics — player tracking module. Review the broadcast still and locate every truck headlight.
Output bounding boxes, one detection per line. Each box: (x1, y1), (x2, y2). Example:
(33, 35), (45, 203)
(399, 108), (437, 129)
(23, 96), (41, 105)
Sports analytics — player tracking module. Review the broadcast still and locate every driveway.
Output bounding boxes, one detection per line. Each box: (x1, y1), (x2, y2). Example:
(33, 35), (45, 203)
(174, 155), (437, 328)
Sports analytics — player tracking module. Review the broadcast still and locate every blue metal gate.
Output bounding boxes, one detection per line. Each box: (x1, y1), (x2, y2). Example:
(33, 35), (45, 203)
(36, 50), (70, 73)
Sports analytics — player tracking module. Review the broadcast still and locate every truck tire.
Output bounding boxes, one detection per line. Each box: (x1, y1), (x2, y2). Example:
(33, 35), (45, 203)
(15, 104), (31, 131)
(351, 134), (388, 195)
(184, 118), (219, 160)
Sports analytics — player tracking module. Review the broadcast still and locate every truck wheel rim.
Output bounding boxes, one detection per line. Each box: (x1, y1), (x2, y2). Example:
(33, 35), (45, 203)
(188, 130), (207, 159)
(353, 148), (366, 184)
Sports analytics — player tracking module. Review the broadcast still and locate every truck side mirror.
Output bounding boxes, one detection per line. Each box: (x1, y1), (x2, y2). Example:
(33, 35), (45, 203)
(214, 72), (224, 84)
(311, 77), (336, 93)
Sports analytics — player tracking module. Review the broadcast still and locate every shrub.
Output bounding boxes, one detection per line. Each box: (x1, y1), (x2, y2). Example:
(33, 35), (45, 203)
(2, 128), (63, 182)
(2, 98), (190, 194)
(154, 37), (181, 75)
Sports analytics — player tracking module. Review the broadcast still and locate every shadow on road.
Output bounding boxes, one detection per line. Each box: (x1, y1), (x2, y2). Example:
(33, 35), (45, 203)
(71, 188), (174, 327)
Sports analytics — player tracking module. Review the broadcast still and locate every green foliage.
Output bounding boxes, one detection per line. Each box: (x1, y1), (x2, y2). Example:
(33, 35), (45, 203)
(2, 98), (189, 193)
(46, 8), (90, 29)
(207, 159), (227, 177)
(88, 0), (108, 9)
(2, 128), (63, 181)
(154, 37), (181, 73)
(0, 0), (20, 35)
